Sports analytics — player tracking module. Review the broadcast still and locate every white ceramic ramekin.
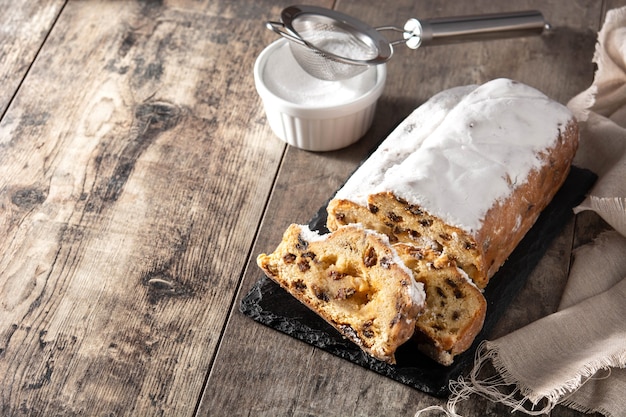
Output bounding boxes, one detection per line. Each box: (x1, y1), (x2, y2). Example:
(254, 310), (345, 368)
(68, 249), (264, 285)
(254, 39), (387, 152)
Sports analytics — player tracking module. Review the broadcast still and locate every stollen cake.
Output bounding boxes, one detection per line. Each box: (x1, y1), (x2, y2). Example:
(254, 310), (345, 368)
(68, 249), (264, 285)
(327, 78), (579, 289)
(256, 78), (578, 366)
(394, 244), (486, 365)
(256, 223), (426, 364)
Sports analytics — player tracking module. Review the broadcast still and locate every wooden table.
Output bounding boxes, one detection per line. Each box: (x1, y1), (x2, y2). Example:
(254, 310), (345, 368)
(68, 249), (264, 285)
(0, 1), (620, 416)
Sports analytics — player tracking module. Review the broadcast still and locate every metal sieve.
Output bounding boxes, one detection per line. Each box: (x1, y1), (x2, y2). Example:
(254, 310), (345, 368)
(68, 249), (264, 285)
(266, 5), (549, 81)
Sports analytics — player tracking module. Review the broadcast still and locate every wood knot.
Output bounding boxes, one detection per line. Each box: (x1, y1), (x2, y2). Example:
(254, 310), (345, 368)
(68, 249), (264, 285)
(143, 271), (193, 304)
(147, 277), (176, 291)
(134, 101), (181, 135)
(11, 187), (47, 208)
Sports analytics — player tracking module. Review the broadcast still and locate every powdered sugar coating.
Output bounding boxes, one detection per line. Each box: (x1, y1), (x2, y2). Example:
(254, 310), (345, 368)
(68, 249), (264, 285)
(405, 275), (426, 310)
(332, 79), (574, 234)
(296, 224), (329, 243)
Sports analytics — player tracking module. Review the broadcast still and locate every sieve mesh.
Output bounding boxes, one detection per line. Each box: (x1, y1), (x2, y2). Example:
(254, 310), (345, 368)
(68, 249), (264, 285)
(291, 14), (379, 61)
(287, 14), (380, 80)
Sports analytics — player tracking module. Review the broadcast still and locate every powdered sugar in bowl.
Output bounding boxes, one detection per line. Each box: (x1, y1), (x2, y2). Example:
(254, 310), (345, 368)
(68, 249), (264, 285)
(254, 39), (386, 151)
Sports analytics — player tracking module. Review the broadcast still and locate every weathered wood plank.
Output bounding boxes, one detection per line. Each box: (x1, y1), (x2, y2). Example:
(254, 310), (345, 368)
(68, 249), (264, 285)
(0, 0), (284, 415)
(0, 0), (66, 117)
(201, 1), (607, 416)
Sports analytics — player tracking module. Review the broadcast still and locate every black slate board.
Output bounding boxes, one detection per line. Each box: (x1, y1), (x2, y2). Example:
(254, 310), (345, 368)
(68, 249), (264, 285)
(240, 166), (596, 397)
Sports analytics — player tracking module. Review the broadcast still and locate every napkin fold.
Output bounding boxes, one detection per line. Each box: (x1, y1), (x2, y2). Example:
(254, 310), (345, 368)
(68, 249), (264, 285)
(417, 7), (626, 417)
(569, 6), (626, 237)
(557, 231), (626, 416)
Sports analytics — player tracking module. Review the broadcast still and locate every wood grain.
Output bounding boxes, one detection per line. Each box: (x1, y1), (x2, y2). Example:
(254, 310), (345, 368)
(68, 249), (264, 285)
(0, 0), (283, 415)
(0, 0), (65, 117)
(200, 1), (609, 416)
(0, 0), (621, 416)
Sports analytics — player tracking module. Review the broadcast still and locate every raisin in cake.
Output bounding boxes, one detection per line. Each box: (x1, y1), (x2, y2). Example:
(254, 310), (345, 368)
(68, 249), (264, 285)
(327, 78), (579, 289)
(256, 223), (426, 364)
(394, 244), (486, 365)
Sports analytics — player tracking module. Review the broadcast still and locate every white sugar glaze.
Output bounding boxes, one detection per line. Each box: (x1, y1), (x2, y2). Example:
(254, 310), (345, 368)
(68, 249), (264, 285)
(332, 79), (574, 234)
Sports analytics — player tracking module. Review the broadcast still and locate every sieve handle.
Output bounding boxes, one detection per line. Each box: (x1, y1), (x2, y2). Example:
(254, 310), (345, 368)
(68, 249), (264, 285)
(416, 10), (548, 47)
(265, 21), (307, 46)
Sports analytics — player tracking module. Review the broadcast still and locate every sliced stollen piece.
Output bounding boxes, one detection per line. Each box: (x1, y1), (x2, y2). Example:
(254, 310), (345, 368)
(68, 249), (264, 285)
(394, 243), (487, 365)
(327, 78), (579, 288)
(257, 223), (426, 364)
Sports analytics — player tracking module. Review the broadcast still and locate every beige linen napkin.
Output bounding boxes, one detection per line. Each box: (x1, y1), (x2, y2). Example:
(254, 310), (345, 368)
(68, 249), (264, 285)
(417, 7), (626, 417)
